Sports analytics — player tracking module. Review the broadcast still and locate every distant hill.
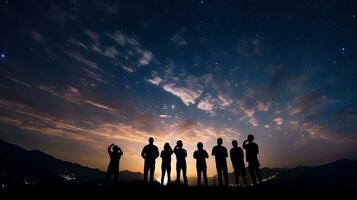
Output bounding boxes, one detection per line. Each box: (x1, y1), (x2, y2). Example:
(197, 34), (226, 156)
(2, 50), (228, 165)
(268, 159), (357, 188)
(0, 139), (142, 186)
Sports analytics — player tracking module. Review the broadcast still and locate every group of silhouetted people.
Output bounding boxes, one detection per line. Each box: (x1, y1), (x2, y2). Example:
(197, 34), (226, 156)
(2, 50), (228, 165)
(104, 135), (262, 187)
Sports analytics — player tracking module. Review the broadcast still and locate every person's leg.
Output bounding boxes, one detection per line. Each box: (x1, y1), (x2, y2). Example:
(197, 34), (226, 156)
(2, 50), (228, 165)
(167, 166), (171, 184)
(216, 164), (223, 186)
(241, 166), (248, 187)
(256, 164), (262, 184)
(203, 168), (208, 187)
(104, 167), (111, 186)
(176, 165), (181, 184)
(233, 169), (239, 186)
(197, 167), (201, 186)
(114, 169), (119, 186)
(183, 164), (188, 186)
(150, 163), (155, 182)
(223, 163), (228, 186)
(249, 163), (257, 185)
(144, 163), (148, 182)
(161, 165), (165, 185)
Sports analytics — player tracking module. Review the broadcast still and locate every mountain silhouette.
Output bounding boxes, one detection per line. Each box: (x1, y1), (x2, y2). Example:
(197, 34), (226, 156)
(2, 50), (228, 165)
(0, 139), (142, 187)
(268, 159), (357, 188)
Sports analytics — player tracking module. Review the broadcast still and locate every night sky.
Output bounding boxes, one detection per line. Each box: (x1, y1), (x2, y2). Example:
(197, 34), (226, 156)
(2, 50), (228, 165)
(1, 0), (357, 177)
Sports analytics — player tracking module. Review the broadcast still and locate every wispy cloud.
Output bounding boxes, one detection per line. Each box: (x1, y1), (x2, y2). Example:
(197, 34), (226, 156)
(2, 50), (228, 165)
(5, 77), (33, 89)
(197, 97), (215, 113)
(239, 100), (259, 127)
(162, 83), (202, 106)
(170, 33), (187, 46)
(290, 91), (328, 115)
(68, 52), (100, 70)
(273, 117), (283, 126)
(39, 85), (81, 104)
(38, 85), (116, 112)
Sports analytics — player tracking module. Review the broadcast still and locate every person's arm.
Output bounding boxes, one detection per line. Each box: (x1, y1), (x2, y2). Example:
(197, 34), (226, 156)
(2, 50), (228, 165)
(118, 147), (123, 156)
(243, 140), (248, 149)
(224, 148), (228, 158)
(212, 147), (215, 156)
(155, 147), (159, 159)
(173, 145), (178, 155)
(141, 146), (146, 159)
(184, 149), (187, 158)
(193, 151), (197, 159)
(169, 146), (173, 155)
(108, 144), (114, 154)
(205, 150), (209, 159)
(256, 144), (259, 155)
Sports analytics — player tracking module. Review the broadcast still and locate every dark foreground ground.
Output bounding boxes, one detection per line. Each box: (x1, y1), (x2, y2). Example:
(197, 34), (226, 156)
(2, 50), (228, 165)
(1, 182), (355, 199)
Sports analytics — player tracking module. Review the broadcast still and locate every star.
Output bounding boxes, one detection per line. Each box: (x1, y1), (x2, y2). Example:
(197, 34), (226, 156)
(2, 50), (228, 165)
(171, 104), (175, 110)
(0, 53), (5, 60)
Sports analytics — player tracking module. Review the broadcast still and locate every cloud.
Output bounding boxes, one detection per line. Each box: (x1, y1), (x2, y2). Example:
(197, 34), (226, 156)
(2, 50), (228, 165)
(68, 52), (100, 70)
(197, 97), (215, 113)
(39, 85), (81, 104)
(290, 91), (328, 115)
(106, 30), (154, 70)
(162, 83), (202, 106)
(147, 76), (162, 86)
(257, 100), (271, 112)
(108, 31), (139, 46)
(39, 85), (116, 112)
(137, 50), (153, 66)
(197, 94), (233, 113)
(84, 100), (117, 112)
(273, 117), (283, 126)
(239, 100), (259, 127)
(5, 77), (32, 89)
(217, 94), (234, 107)
(170, 33), (187, 46)
(0, 98), (86, 140)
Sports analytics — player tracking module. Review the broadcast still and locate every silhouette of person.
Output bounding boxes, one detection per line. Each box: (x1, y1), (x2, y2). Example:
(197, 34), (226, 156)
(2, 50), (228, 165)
(230, 140), (248, 187)
(141, 137), (159, 182)
(160, 142), (173, 186)
(174, 140), (188, 185)
(193, 142), (209, 187)
(104, 144), (123, 186)
(243, 134), (262, 185)
(212, 138), (228, 186)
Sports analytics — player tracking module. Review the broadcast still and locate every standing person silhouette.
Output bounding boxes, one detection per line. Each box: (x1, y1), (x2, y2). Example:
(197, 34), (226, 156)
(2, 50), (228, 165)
(193, 142), (209, 187)
(141, 137), (159, 183)
(212, 138), (228, 186)
(160, 142), (173, 186)
(243, 134), (262, 185)
(174, 140), (188, 186)
(104, 144), (123, 186)
(230, 140), (248, 187)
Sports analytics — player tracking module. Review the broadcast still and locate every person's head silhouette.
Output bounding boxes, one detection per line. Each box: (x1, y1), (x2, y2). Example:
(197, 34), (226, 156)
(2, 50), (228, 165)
(232, 140), (238, 147)
(164, 142), (170, 150)
(248, 134), (254, 142)
(113, 145), (119, 152)
(217, 138), (223, 145)
(177, 140), (183, 148)
(197, 142), (203, 150)
(149, 137), (154, 144)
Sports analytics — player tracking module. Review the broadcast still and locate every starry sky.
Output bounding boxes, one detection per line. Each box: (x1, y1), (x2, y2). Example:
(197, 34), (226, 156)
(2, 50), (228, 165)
(1, 0), (357, 177)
